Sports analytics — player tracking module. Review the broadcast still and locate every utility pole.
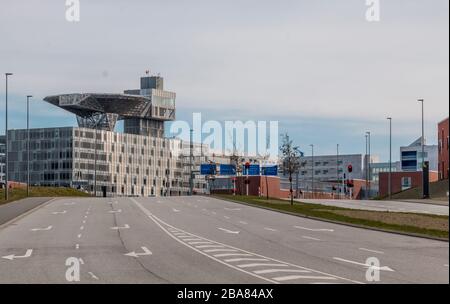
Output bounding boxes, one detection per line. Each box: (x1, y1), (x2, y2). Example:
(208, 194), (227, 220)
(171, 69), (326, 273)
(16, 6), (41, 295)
(337, 144), (340, 199)
(365, 134), (368, 199)
(366, 131), (371, 199)
(189, 129), (194, 196)
(418, 99), (425, 198)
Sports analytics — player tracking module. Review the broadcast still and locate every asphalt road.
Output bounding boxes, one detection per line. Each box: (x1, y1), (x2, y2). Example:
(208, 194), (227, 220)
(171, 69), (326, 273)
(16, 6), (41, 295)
(0, 196), (448, 284)
(295, 198), (449, 216)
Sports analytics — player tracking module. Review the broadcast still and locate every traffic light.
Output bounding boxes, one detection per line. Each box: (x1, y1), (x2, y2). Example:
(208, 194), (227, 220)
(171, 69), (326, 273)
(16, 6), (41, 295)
(347, 164), (353, 173)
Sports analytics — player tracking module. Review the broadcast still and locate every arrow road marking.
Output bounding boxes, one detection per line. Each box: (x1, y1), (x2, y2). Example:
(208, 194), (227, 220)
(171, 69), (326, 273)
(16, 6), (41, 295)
(52, 211), (67, 215)
(124, 246), (152, 258)
(2, 249), (33, 260)
(218, 228), (240, 234)
(108, 209), (122, 213)
(110, 224), (130, 230)
(30, 225), (53, 231)
(333, 257), (394, 272)
(294, 226), (334, 232)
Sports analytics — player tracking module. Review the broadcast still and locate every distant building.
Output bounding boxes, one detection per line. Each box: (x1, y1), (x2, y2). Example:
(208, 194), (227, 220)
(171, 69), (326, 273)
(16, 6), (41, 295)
(400, 137), (438, 172)
(369, 161), (401, 183)
(379, 171), (439, 197)
(438, 117), (449, 180)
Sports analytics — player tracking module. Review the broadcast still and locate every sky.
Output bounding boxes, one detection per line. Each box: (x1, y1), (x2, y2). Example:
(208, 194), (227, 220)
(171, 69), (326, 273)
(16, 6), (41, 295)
(0, 0), (448, 161)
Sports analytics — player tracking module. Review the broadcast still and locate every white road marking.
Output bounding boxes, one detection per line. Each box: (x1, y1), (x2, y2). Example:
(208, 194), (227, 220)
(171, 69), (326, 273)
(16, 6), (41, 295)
(239, 221), (248, 225)
(225, 208), (241, 211)
(108, 209), (122, 213)
(80, 226), (84, 230)
(88, 272), (99, 280)
(211, 211), (217, 215)
(183, 238), (203, 241)
(224, 216), (230, 219)
(172, 208), (180, 212)
(237, 263), (289, 268)
(254, 269), (310, 274)
(213, 253), (253, 258)
(64, 202), (76, 206)
(77, 234), (82, 238)
(218, 228), (240, 234)
(2, 249), (33, 260)
(444, 264), (449, 267)
(333, 257), (394, 272)
(124, 246), (152, 258)
(188, 241), (213, 245)
(75, 244), (80, 250)
(196, 245), (225, 249)
(273, 275), (337, 282)
(52, 211), (67, 215)
(302, 236), (321, 241)
(82, 220), (86, 224)
(359, 248), (384, 254)
(204, 249), (238, 253)
(294, 226), (334, 232)
(224, 258), (269, 263)
(264, 227), (277, 232)
(84, 215), (88, 219)
(130, 198), (363, 284)
(110, 224), (130, 230)
(30, 225), (53, 231)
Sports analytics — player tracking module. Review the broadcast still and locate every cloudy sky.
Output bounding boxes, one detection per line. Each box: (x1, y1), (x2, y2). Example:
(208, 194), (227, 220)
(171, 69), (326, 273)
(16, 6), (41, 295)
(0, 0), (448, 160)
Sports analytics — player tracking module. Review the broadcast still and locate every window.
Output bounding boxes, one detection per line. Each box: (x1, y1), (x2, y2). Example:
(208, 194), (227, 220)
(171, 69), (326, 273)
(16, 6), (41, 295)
(401, 177), (412, 191)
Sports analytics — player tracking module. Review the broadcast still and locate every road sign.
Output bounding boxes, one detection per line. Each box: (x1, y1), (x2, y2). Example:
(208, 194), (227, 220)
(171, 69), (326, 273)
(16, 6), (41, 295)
(200, 164), (216, 175)
(262, 165), (278, 176)
(243, 164), (260, 176)
(219, 164), (236, 175)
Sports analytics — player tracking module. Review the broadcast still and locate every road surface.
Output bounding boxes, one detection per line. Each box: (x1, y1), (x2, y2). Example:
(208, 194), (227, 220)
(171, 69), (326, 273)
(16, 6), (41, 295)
(0, 196), (448, 283)
(295, 198), (449, 216)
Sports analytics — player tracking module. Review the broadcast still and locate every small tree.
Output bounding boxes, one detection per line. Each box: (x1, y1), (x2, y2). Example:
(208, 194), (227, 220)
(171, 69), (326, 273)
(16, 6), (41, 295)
(280, 134), (302, 205)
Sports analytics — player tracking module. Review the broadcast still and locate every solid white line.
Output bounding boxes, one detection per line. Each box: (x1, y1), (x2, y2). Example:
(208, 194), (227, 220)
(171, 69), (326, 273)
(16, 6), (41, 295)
(273, 275), (337, 282)
(294, 226), (334, 232)
(359, 248), (384, 254)
(302, 236), (321, 241)
(237, 263), (289, 268)
(264, 227), (277, 232)
(254, 269), (310, 275)
(224, 258), (269, 263)
(213, 253), (253, 258)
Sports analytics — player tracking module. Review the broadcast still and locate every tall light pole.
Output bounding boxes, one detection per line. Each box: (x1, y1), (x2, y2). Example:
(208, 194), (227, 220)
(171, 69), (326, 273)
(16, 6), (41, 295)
(365, 133), (368, 199)
(387, 117), (392, 199)
(418, 99), (425, 198)
(337, 144), (339, 198)
(366, 131), (371, 198)
(26, 95), (32, 197)
(310, 144), (314, 199)
(4, 73), (13, 201)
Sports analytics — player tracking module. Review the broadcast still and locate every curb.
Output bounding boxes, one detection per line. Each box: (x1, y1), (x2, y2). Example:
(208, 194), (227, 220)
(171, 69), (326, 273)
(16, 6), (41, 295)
(0, 197), (58, 230)
(211, 196), (449, 243)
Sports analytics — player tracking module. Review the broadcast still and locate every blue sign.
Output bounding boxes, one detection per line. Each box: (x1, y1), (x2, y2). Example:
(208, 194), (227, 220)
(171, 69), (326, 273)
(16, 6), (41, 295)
(220, 164), (236, 175)
(243, 164), (260, 176)
(262, 165), (278, 176)
(200, 164), (216, 175)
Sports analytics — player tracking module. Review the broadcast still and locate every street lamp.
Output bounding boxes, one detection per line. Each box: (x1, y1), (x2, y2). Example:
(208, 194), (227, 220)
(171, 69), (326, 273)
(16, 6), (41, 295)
(366, 131), (371, 198)
(26, 95), (33, 197)
(387, 117), (392, 199)
(418, 99), (425, 198)
(310, 144), (314, 199)
(4, 73), (13, 201)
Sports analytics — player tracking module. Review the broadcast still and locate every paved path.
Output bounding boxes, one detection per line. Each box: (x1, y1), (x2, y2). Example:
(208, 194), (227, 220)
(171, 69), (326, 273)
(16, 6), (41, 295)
(0, 196), (448, 283)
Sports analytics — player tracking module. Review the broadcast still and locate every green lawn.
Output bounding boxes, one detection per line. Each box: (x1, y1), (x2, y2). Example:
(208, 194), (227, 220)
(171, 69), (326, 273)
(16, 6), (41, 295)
(214, 195), (449, 239)
(0, 186), (91, 206)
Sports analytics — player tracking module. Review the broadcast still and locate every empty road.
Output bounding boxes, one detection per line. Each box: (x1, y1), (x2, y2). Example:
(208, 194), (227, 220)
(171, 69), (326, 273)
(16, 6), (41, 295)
(0, 196), (448, 284)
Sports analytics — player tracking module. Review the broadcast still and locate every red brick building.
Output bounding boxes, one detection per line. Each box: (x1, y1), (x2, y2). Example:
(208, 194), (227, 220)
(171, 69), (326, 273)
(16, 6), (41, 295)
(438, 117), (449, 180)
(379, 171), (438, 197)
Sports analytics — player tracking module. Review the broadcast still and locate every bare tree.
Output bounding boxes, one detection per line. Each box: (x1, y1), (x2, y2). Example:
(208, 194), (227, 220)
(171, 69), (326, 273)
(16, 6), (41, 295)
(280, 134), (302, 205)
